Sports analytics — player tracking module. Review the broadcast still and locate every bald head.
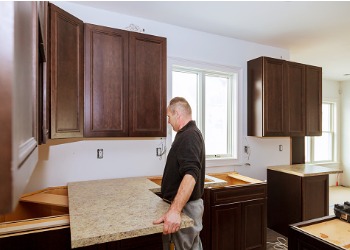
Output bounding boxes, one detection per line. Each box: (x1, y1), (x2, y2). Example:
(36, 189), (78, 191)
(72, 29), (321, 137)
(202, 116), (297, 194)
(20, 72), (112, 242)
(167, 97), (192, 131)
(168, 97), (192, 117)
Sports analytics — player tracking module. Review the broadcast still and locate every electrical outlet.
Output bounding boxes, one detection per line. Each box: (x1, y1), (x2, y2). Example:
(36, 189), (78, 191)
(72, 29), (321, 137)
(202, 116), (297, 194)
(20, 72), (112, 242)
(97, 149), (103, 159)
(156, 147), (161, 156)
(279, 145), (283, 151)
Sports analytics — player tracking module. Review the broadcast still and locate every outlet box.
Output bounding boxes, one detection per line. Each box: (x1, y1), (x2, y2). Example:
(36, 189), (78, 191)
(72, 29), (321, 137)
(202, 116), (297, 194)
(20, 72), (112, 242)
(97, 149), (103, 159)
(156, 147), (161, 156)
(244, 146), (249, 154)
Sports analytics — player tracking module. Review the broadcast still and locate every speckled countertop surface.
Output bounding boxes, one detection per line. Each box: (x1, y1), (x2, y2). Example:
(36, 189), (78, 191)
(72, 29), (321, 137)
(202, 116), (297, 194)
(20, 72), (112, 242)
(267, 164), (343, 177)
(68, 177), (194, 248)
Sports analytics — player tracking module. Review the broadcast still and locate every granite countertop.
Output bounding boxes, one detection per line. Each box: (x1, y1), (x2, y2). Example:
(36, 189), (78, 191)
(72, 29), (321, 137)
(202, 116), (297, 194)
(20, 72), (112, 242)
(68, 177), (194, 248)
(267, 164), (343, 177)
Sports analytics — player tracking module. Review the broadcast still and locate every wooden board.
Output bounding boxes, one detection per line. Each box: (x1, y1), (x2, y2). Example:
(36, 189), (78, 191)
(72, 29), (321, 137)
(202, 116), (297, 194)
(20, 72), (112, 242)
(20, 193), (68, 207)
(299, 219), (350, 249)
(0, 215), (69, 237)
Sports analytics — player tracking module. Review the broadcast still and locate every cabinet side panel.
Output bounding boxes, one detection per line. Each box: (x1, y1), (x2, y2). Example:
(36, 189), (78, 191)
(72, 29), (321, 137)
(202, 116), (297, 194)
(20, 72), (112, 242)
(129, 32), (166, 137)
(84, 24), (129, 137)
(247, 58), (263, 137)
(50, 4), (84, 138)
(305, 66), (322, 136)
(267, 170), (302, 236)
(302, 175), (329, 221)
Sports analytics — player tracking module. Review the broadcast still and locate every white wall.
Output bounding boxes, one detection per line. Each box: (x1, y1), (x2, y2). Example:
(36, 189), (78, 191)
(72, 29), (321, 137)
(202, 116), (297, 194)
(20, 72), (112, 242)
(340, 80), (350, 186)
(26, 2), (291, 192)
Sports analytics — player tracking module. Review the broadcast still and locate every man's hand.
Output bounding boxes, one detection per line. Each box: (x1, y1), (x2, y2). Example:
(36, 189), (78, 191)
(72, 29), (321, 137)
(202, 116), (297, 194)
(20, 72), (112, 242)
(153, 174), (196, 234)
(153, 208), (181, 234)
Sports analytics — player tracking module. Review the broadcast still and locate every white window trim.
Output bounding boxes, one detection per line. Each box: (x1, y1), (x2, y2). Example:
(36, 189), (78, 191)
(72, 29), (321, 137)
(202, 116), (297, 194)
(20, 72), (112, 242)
(306, 98), (340, 165)
(167, 57), (243, 168)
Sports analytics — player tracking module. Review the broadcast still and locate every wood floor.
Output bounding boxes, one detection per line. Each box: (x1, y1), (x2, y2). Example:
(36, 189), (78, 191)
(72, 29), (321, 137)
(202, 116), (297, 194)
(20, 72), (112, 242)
(329, 185), (350, 215)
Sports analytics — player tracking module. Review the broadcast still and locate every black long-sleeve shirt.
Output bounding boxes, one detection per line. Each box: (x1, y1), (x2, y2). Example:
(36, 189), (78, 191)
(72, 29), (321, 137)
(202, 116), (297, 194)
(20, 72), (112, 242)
(161, 121), (205, 202)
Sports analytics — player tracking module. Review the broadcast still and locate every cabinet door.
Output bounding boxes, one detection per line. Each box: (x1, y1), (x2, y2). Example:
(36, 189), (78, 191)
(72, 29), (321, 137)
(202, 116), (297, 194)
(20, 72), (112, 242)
(84, 24), (129, 137)
(241, 199), (266, 250)
(248, 57), (285, 137)
(263, 57), (286, 136)
(37, 1), (49, 144)
(49, 4), (84, 138)
(305, 65), (322, 136)
(129, 32), (167, 137)
(285, 62), (305, 136)
(211, 203), (241, 250)
(0, 1), (39, 214)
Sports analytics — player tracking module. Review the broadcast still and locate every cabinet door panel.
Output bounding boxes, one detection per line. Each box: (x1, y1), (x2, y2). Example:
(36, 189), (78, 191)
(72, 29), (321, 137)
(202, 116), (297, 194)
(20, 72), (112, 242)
(242, 199), (266, 250)
(263, 58), (285, 136)
(84, 24), (129, 137)
(50, 4), (84, 138)
(0, 1), (39, 213)
(129, 32), (166, 137)
(305, 65), (322, 136)
(285, 62), (305, 136)
(211, 203), (241, 250)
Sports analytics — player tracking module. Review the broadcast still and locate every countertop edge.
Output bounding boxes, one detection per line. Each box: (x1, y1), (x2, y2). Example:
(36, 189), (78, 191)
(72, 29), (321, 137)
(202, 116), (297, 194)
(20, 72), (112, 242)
(267, 164), (343, 177)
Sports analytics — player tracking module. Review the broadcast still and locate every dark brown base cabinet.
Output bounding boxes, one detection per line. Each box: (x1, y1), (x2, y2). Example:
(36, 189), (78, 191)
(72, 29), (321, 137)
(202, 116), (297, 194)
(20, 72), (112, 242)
(0, 228), (163, 250)
(202, 183), (267, 250)
(289, 216), (344, 250)
(267, 169), (329, 237)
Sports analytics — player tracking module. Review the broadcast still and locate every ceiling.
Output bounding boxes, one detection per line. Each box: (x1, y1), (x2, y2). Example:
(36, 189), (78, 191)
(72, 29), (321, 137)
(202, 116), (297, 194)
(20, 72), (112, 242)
(74, 1), (350, 81)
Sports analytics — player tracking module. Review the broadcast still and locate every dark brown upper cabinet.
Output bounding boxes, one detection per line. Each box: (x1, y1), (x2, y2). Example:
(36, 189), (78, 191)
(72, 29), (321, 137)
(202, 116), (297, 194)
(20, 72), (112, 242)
(84, 24), (167, 137)
(248, 56), (322, 137)
(49, 4), (84, 139)
(84, 24), (129, 137)
(129, 32), (167, 137)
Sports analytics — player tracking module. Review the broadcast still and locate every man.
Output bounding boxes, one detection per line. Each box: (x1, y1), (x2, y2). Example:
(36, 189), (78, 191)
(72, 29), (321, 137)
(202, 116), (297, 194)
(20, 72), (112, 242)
(153, 97), (205, 250)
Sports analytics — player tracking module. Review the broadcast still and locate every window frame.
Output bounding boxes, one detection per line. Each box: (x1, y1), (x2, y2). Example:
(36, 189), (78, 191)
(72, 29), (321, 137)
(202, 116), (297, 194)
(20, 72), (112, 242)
(167, 57), (243, 167)
(306, 100), (338, 164)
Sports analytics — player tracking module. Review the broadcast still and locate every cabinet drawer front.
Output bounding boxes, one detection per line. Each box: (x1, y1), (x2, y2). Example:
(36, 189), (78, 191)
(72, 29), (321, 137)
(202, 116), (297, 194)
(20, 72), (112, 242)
(210, 184), (266, 205)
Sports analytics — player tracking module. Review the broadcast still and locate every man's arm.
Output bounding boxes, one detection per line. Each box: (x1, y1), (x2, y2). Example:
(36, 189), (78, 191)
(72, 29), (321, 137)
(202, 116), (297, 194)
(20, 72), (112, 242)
(153, 174), (196, 234)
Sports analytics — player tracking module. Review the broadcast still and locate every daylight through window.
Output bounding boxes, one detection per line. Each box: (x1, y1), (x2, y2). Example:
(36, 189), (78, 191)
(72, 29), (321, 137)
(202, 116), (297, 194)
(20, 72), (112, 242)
(172, 66), (238, 159)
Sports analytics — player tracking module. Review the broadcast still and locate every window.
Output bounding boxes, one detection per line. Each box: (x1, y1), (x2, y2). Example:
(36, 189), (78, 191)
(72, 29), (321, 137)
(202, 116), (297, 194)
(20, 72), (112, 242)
(306, 102), (337, 163)
(171, 64), (239, 160)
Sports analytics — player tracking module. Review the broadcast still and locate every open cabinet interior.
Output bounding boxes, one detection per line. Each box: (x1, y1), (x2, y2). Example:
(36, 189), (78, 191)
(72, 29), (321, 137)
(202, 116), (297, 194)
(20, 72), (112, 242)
(0, 186), (69, 237)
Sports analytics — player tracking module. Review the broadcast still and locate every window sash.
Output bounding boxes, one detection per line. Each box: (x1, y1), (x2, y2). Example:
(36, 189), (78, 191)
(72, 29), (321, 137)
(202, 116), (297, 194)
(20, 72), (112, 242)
(172, 66), (236, 159)
(306, 102), (336, 163)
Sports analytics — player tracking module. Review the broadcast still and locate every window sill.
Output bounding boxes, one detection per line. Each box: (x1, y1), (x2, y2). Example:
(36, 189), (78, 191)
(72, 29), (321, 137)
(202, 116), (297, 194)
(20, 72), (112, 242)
(206, 157), (242, 168)
(312, 162), (343, 169)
